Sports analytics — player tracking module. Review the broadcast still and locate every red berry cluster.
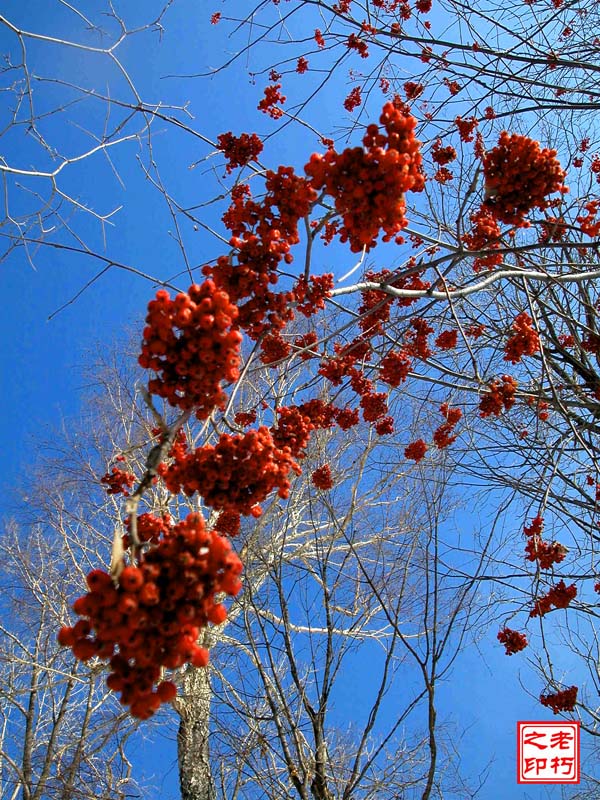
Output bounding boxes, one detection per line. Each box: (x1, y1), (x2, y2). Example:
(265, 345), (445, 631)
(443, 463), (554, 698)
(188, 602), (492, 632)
(405, 438), (427, 462)
(258, 83), (286, 118)
(360, 391), (388, 422)
(434, 167), (453, 184)
(159, 427), (301, 517)
(455, 116), (478, 143)
(271, 406), (315, 458)
(335, 407), (360, 429)
(123, 512), (172, 549)
(497, 627), (528, 655)
(443, 78), (461, 96)
(539, 215), (567, 243)
(312, 464), (333, 490)
(294, 274), (334, 318)
(435, 330), (458, 350)
(293, 331), (319, 360)
(523, 515), (568, 570)
(479, 375), (518, 417)
(299, 399), (338, 429)
(360, 271), (430, 332)
(271, 400), (355, 455)
(530, 580), (577, 617)
(433, 403), (462, 448)
(344, 86), (362, 112)
(59, 513), (242, 718)
(217, 131), (264, 173)
(462, 206), (503, 271)
(234, 410), (257, 427)
(504, 312), (541, 363)
(304, 100), (424, 252)
(346, 34), (369, 58)
(404, 81), (424, 100)
(138, 282), (242, 420)
(204, 168), (317, 340)
(260, 333), (291, 365)
(380, 349), (412, 386)
(101, 466), (136, 496)
(404, 318), (434, 360)
(214, 509), (242, 537)
(357, 270), (397, 336)
(577, 200), (600, 238)
(483, 132), (567, 225)
(540, 686), (577, 714)
(431, 139), (456, 166)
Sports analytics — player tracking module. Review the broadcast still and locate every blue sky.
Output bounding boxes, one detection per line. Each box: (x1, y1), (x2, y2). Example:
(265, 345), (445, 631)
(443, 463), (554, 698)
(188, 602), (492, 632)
(0, 1), (594, 797)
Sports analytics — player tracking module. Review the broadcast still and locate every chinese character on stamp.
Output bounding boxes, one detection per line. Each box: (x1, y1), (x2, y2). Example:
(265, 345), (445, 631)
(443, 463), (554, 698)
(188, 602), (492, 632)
(517, 721), (580, 784)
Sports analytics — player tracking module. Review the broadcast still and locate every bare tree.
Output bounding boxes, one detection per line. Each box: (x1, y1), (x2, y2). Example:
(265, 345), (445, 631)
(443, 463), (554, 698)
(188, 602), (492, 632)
(0, 515), (140, 800)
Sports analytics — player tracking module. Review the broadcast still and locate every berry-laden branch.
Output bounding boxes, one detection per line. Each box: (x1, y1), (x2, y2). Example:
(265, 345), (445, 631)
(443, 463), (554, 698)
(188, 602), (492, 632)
(61, 94), (593, 719)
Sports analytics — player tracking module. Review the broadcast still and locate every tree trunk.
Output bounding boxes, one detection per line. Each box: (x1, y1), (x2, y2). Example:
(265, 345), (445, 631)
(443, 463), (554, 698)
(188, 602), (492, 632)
(177, 666), (215, 800)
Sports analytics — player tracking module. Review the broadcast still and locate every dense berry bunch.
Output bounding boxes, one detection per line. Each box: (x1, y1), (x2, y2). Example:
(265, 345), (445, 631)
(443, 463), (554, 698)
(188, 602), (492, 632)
(319, 353), (358, 386)
(344, 86), (362, 112)
(335, 407), (360, 430)
(455, 116), (478, 142)
(360, 391), (388, 422)
(101, 467), (136, 496)
(138, 282), (242, 419)
(404, 318), (434, 360)
(312, 464), (333, 490)
(405, 438), (427, 462)
(205, 168), (317, 339)
(217, 132), (264, 173)
(435, 330), (458, 350)
(540, 686), (577, 714)
(539, 215), (567, 243)
(258, 83), (286, 118)
(123, 512), (172, 549)
(404, 81), (424, 100)
(58, 513), (242, 718)
(523, 515), (568, 569)
(576, 200), (600, 237)
(234, 410), (257, 427)
(271, 406), (315, 457)
(483, 132), (567, 225)
(380, 349), (412, 386)
(159, 427), (301, 516)
(433, 403), (462, 448)
(296, 57), (309, 74)
(346, 33), (369, 58)
(260, 333), (291, 364)
(462, 206), (503, 271)
(530, 580), (577, 617)
(294, 274), (334, 317)
(304, 100), (424, 251)
(524, 514), (544, 539)
(293, 331), (319, 360)
(298, 399), (338, 429)
(357, 270), (397, 335)
(497, 627), (528, 655)
(433, 167), (453, 184)
(479, 375), (518, 417)
(431, 138), (456, 165)
(504, 312), (541, 363)
(214, 509), (242, 537)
